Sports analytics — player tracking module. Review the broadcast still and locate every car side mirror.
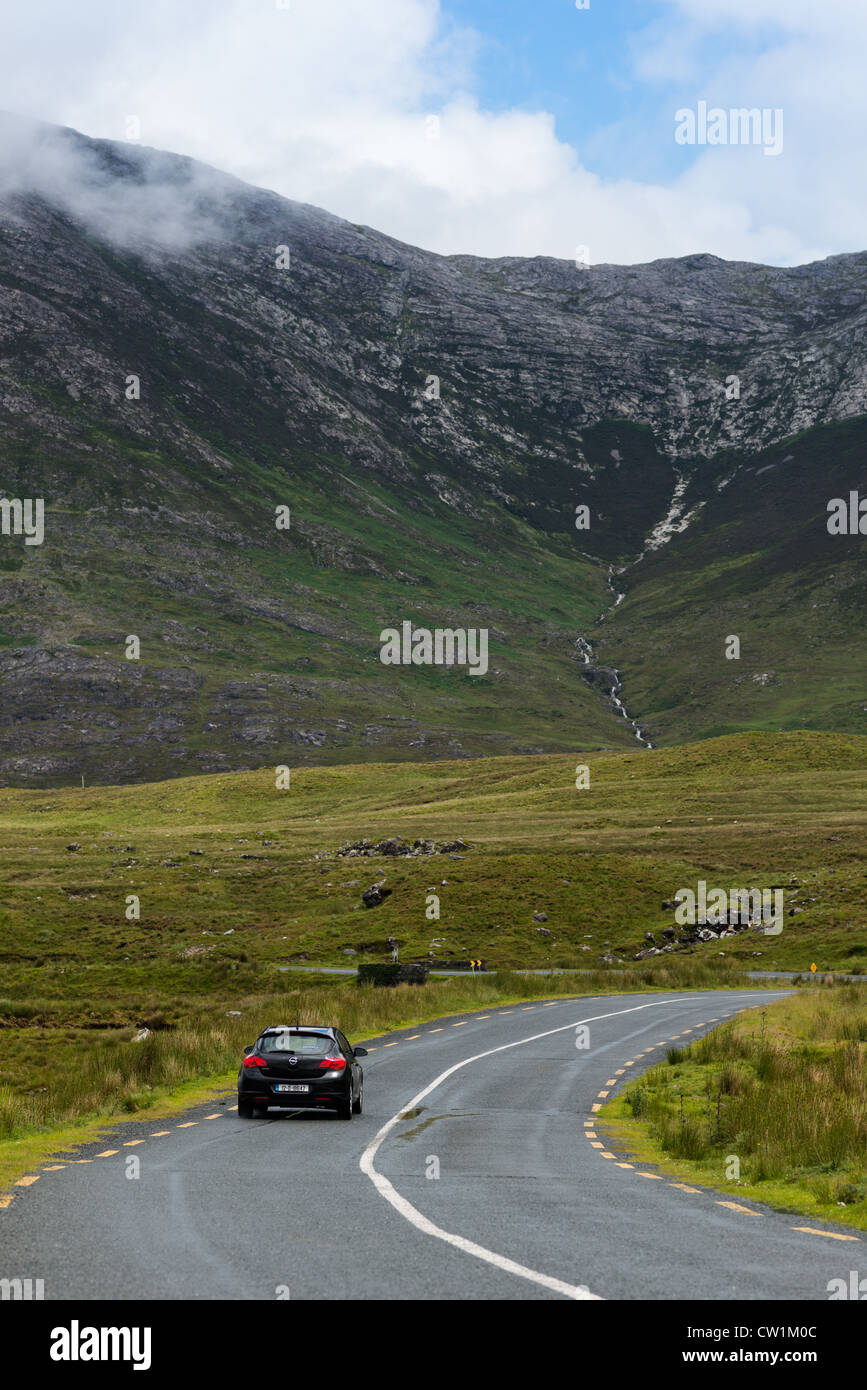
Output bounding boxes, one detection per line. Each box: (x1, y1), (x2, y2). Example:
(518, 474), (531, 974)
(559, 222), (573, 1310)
(243, 1045), (254, 1056)
(352, 1046), (368, 1057)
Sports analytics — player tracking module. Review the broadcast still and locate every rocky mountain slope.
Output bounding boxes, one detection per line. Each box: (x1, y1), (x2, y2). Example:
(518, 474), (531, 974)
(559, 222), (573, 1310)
(0, 114), (864, 784)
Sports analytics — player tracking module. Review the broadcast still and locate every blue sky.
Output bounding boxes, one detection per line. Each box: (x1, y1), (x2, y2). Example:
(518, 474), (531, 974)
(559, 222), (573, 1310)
(444, 0), (664, 175)
(441, 0), (784, 180)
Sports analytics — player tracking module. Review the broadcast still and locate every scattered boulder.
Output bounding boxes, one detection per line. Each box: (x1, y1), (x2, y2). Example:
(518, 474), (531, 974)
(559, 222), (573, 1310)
(66, 843), (81, 852)
(532, 911), (548, 923)
(338, 836), (468, 858)
(131, 1027), (151, 1043)
(536, 927), (551, 938)
(362, 884), (392, 909)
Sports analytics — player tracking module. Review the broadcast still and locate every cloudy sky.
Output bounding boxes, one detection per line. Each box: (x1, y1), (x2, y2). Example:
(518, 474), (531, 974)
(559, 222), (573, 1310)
(1, 0), (865, 265)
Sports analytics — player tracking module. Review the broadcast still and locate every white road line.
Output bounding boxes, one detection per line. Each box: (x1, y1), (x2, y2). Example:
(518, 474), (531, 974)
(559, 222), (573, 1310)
(359, 996), (689, 1301)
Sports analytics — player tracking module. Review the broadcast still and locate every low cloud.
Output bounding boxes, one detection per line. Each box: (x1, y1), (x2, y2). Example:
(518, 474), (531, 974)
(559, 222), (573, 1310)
(0, 112), (247, 252)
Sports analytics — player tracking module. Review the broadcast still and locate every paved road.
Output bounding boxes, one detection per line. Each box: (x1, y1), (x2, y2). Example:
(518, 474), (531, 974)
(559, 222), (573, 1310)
(1, 988), (859, 1300)
(281, 965), (862, 982)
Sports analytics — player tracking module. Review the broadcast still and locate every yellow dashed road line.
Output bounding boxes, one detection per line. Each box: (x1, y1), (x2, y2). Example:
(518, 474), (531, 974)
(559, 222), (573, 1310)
(176, 1122), (197, 1129)
(792, 1227), (860, 1242)
(717, 1201), (758, 1215)
(384, 1041), (399, 1047)
(42, 1164), (67, 1171)
(637, 1172), (663, 1180)
(96, 1150), (118, 1158)
(600, 1151), (616, 1159)
(670, 1182), (701, 1195)
(150, 1130), (171, 1137)
(0, 1195), (15, 1209)
(123, 1140), (145, 1147)
(15, 1176), (39, 1187)
(406, 1034), (421, 1039)
(591, 1141), (604, 1149)
(429, 1028), (443, 1033)
(452, 1021), (467, 1027)
(204, 1114), (222, 1120)
(616, 1162), (634, 1170)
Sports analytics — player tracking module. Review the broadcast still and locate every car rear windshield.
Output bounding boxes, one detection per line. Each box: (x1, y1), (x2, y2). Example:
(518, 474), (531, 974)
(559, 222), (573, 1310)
(258, 1033), (335, 1055)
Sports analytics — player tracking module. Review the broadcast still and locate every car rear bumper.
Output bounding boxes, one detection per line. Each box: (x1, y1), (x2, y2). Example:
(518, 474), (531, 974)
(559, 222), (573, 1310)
(238, 1075), (352, 1109)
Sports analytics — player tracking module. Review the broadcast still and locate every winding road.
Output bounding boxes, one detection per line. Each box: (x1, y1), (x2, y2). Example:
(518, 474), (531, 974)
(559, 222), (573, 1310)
(1, 988), (858, 1300)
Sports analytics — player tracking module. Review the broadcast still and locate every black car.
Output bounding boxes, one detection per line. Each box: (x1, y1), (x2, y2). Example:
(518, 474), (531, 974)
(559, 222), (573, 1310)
(237, 1025), (367, 1120)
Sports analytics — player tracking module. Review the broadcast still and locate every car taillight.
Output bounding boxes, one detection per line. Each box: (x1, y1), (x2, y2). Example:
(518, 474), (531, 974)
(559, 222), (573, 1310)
(243, 1054), (266, 1069)
(318, 1055), (346, 1071)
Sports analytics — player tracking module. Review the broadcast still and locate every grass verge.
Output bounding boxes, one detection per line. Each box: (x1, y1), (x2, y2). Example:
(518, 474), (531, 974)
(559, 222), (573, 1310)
(599, 981), (867, 1230)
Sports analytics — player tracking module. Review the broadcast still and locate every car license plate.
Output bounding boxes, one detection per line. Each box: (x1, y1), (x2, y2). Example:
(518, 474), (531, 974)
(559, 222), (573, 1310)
(275, 1083), (309, 1093)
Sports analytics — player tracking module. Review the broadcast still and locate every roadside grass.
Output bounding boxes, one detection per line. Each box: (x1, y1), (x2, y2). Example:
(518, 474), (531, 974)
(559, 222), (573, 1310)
(0, 963), (764, 1192)
(599, 983), (867, 1230)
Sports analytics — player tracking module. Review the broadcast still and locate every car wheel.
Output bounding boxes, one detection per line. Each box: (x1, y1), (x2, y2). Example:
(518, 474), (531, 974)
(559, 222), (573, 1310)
(352, 1081), (363, 1114)
(337, 1089), (353, 1120)
(238, 1097), (254, 1118)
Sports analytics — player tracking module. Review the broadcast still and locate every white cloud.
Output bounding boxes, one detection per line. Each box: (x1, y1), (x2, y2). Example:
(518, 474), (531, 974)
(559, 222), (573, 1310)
(0, 0), (864, 265)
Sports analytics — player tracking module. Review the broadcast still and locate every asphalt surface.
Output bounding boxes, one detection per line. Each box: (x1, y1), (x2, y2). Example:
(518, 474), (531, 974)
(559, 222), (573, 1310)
(281, 966), (863, 982)
(2, 988), (860, 1300)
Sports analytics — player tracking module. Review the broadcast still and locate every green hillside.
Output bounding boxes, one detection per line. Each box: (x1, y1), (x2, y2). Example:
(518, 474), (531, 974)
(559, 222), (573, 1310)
(2, 729), (864, 992)
(1, 122), (865, 783)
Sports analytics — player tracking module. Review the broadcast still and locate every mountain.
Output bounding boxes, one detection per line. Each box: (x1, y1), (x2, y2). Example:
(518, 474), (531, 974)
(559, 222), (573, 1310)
(0, 114), (864, 785)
